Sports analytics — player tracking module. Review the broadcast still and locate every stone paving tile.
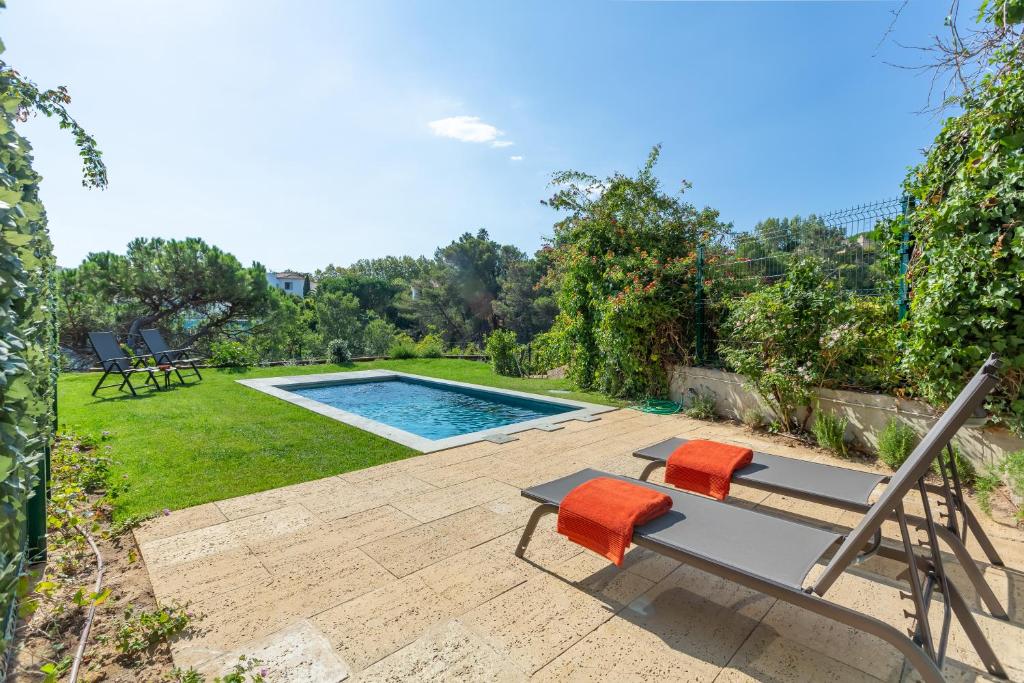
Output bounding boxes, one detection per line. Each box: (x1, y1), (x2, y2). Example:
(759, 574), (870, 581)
(413, 532), (536, 613)
(532, 563), (773, 681)
(215, 476), (349, 520)
(353, 620), (527, 682)
(134, 502), (227, 545)
(193, 619), (349, 683)
(717, 623), (883, 683)
(311, 574), (460, 673)
(255, 505), (419, 574)
(362, 504), (521, 577)
(148, 546), (271, 605)
(460, 572), (622, 675)
(391, 476), (519, 523)
(758, 570), (909, 681)
(140, 504), (313, 570)
(173, 548), (392, 669)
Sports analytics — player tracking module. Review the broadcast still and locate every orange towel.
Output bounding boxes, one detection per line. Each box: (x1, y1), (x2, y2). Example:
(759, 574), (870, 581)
(557, 477), (672, 566)
(665, 439), (753, 501)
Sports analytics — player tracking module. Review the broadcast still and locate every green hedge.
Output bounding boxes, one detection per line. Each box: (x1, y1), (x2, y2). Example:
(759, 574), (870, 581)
(0, 90), (58, 664)
(0, 26), (105, 666)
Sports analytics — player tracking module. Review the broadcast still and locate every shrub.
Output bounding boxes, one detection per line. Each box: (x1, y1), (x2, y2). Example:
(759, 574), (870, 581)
(877, 419), (917, 470)
(522, 330), (563, 375)
(388, 333), (418, 359)
(974, 469), (1003, 516)
(326, 339), (352, 364)
(684, 387), (716, 420)
(546, 146), (729, 398)
(718, 257), (898, 431)
(415, 333), (445, 358)
(812, 411), (848, 457)
(209, 340), (259, 368)
(1005, 450), (1024, 503)
(741, 408), (764, 430)
(486, 329), (523, 377)
(461, 341), (483, 356)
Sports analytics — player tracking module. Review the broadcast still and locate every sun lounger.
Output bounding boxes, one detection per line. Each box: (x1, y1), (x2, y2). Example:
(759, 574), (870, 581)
(88, 331), (169, 396)
(140, 328), (203, 384)
(516, 355), (1007, 683)
(632, 428), (1007, 620)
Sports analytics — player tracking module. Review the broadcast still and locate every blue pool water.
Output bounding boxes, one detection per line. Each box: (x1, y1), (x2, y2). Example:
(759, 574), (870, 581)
(288, 378), (575, 440)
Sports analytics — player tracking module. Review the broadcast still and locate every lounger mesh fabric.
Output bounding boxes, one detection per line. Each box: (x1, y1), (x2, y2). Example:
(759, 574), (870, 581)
(635, 437), (885, 507)
(524, 468), (841, 587)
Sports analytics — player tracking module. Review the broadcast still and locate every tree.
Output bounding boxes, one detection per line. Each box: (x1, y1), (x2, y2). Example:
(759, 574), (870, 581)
(59, 237), (272, 349)
(492, 246), (557, 341)
(314, 289), (364, 350)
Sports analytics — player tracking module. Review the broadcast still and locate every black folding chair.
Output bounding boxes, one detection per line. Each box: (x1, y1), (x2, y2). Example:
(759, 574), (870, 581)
(88, 331), (168, 396)
(517, 356), (1007, 683)
(140, 328), (203, 384)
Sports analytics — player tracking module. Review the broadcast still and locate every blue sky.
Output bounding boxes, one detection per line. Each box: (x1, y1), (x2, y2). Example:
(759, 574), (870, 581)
(5, 1), (956, 271)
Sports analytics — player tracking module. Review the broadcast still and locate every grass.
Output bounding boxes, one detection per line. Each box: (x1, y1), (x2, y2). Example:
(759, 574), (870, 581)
(58, 359), (617, 521)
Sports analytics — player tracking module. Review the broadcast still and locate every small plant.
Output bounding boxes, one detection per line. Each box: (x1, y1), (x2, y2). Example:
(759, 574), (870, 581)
(812, 411), (848, 457)
(486, 329), (523, 377)
(934, 445), (976, 486)
(209, 340), (259, 368)
(415, 333), (445, 358)
(113, 602), (193, 657)
(974, 469), (1003, 516)
(171, 656), (267, 683)
(326, 338), (352, 364)
(1005, 449), (1024, 506)
(388, 333), (418, 359)
(684, 387), (716, 420)
(741, 408), (764, 430)
(877, 419), (918, 470)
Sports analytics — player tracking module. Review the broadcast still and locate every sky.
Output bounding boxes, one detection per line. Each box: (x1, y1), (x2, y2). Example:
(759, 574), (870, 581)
(3, 1), (961, 271)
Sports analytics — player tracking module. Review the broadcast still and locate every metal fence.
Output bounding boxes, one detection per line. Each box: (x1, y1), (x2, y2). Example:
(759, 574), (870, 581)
(694, 197), (909, 366)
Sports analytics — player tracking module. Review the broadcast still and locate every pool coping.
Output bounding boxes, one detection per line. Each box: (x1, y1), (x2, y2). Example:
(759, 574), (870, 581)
(236, 370), (616, 453)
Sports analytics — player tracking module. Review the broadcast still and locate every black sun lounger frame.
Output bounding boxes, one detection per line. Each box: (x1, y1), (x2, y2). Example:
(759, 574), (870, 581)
(632, 430), (1007, 621)
(140, 328), (203, 384)
(516, 355), (1007, 683)
(88, 331), (167, 397)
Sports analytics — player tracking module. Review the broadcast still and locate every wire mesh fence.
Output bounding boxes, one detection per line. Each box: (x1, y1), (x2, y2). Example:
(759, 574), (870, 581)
(695, 197), (908, 367)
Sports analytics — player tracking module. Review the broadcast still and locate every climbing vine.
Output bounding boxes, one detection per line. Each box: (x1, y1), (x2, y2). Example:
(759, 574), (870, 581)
(0, 4), (107, 667)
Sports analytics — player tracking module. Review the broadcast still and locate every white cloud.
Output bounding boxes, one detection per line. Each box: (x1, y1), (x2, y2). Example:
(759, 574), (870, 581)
(428, 115), (502, 143)
(491, 140), (514, 148)
(509, 155), (524, 161)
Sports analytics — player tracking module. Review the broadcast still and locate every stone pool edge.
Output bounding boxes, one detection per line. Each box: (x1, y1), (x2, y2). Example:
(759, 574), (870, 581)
(236, 370), (616, 453)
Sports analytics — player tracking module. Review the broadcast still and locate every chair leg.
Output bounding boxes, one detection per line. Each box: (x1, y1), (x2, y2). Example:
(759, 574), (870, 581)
(961, 504), (1005, 567)
(933, 524), (1008, 620)
(190, 361), (202, 381)
(121, 373), (138, 396)
(638, 461), (665, 482)
(945, 577), (1008, 678)
(515, 504), (557, 558)
(92, 369), (111, 396)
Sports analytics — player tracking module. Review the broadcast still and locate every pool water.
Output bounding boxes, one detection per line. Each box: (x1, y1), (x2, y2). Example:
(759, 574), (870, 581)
(289, 378), (575, 440)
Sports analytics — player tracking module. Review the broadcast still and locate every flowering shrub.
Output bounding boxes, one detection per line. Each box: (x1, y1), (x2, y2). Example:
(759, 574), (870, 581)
(546, 146), (729, 397)
(718, 257), (898, 431)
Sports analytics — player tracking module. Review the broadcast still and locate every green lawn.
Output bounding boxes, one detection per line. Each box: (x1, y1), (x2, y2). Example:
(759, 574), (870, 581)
(58, 359), (616, 521)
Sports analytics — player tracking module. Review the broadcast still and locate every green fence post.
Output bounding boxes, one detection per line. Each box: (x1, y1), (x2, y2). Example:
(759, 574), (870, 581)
(695, 241), (705, 366)
(898, 195), (914, 320)
(26, 449), (47, 562)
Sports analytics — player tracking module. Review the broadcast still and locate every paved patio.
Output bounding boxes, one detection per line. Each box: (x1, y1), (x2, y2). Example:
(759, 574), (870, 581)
(135, 409), (1024, 682)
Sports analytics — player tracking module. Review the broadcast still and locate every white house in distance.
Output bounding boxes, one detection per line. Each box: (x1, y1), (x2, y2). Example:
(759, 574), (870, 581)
(266, 270), (310, 297)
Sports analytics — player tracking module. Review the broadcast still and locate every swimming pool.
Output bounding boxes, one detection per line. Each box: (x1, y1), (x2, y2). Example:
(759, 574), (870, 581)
(238, 370), (614, 452)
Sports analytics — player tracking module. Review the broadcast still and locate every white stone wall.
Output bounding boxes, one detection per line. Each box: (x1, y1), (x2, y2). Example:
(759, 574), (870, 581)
(669, 365), (1024, 468)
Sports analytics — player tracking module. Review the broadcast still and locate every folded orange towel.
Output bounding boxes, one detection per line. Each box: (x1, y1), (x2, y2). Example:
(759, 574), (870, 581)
(665, 439), (753, 501)
(557, 477), (672, 566)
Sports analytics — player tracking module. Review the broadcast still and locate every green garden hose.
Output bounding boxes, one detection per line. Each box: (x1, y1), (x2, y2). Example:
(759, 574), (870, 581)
(632, 398), (683, 415)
